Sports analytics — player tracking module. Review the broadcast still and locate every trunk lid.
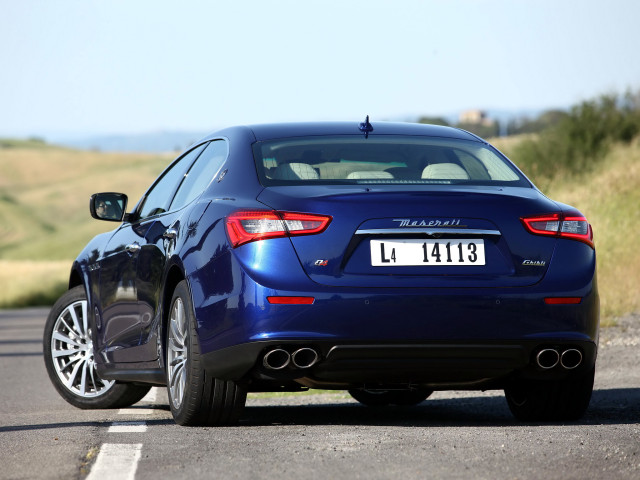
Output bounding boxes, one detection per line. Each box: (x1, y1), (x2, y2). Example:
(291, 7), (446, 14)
(257, 185), (559, 288)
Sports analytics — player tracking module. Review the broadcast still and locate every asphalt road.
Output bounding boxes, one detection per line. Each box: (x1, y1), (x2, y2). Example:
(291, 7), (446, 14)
(1, 308), (638, 480)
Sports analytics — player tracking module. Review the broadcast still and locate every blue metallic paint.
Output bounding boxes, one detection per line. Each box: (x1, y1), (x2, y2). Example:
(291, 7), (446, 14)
(66, 122), (597, 392)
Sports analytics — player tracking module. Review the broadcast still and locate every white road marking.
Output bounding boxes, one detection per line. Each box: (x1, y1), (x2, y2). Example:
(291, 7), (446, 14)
(86, 443), (142, 480)
(108, 421), (148, 433)
(93, 387), (162, 479)
(118, 407), (155, 415)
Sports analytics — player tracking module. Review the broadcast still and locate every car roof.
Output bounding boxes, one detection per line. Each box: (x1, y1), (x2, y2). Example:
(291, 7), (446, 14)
(202, 121), (483, 143)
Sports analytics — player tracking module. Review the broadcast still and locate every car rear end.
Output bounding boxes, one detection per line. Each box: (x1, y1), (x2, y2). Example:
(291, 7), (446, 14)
(196, 123), (598, 398)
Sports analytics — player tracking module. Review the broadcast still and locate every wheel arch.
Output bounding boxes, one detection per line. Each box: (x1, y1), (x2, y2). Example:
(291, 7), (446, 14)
(69, 266), (83, 289)
(68, 263), (91, 306)
(163, 265), (188, 311)
(160, 265), (189, 354)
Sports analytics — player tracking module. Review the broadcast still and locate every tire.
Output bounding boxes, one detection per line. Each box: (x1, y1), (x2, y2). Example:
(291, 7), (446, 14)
(166, 280), (247, 426)
(348, 388), (433, 407)
(504, 366), (595, 422)
(43, 286), (151, 409)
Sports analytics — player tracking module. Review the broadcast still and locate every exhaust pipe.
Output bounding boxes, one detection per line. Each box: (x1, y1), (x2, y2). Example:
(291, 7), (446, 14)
(560, 348), (583, 369)
(536, 348), (560, 369)
(263, 348), (291, 370)
(291, 348), (319, 369)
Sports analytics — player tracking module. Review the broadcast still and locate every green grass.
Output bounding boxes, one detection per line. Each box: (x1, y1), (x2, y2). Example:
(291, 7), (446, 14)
(0, 145), (170, 308)
(0, 137), (51, 149)
(0, 146), (170, 260)
(247, 389), (349, 399)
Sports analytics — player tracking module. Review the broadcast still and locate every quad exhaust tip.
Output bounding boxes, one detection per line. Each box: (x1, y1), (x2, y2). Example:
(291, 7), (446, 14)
(535, 347), (583, 370)
(263, 347), (320, 370)
(291, 348), (320, 369)
(560, 348), (583, 370)
(262, 348), (291, 370)
(536, 349), (560, 369)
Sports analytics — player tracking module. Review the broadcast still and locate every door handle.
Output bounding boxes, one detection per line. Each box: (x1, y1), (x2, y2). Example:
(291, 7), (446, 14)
(163, 228), (178, 240)
(125, 243), (141, 254)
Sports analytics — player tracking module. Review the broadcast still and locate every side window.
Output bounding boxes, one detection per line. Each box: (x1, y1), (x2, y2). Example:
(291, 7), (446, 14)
(137, 143), (207, 219)
(170, 140), (228, 210)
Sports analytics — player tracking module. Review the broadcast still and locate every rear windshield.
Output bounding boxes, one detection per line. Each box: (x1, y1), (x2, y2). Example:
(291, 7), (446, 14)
(252, 135), (530, 187)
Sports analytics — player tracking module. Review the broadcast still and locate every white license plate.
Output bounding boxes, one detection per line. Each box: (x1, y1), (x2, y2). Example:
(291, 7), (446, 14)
(370, 239), (485, 266)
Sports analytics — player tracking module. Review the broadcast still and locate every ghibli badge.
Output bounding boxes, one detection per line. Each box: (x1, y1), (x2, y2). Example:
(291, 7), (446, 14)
(522, 259), (546, 266)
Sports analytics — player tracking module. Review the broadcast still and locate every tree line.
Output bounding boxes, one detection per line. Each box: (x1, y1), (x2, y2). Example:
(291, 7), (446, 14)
(419, 89), (640, 182)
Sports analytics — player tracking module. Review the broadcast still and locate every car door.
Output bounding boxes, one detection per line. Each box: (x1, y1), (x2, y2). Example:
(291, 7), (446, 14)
(96, 143), (207, 363)
(136, 140), (229, 361)
(96, 222), (150, 363)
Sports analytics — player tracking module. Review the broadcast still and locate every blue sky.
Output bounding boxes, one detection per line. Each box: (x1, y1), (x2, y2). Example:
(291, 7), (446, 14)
(2, 0), (639, 139)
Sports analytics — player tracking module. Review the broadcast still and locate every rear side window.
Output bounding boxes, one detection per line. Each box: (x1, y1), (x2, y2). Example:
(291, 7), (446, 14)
(252, 135), (529, 187)
(170, 140), (228, 210)
(137, 143), (207, 219)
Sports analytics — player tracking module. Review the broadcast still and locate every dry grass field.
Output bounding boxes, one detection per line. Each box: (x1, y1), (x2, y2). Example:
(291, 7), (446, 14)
(0, 145), (170, 260)
(0, 143), (170, 306)
(493, 136), (640, 321)
(545, 139), (640, 320)
(1, 139), (638, 324)
(0, 260), (70, 307)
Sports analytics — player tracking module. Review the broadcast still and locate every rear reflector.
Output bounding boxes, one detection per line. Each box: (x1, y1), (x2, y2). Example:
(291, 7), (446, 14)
(521, 213), (594, 248)
(544, 297), (582, 305)
(226, 210), (332, 248)
(267, 296), (315, 305)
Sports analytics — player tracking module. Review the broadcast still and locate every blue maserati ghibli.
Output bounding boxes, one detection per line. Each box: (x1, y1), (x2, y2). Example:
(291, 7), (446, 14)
(44, 119), (599, 425)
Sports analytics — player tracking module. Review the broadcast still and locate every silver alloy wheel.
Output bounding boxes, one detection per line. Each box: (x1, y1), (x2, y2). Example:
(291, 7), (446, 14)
(50, 300), (115, 397)
(167, 297), (188, 410)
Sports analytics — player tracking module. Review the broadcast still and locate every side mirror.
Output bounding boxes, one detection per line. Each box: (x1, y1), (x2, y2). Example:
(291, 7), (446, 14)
(90, 193), (128, 222)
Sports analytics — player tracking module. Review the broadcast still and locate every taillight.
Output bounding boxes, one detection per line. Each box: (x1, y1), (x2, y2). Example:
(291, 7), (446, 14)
(521, 213), (594, 248)
(226, 210), (332, 248)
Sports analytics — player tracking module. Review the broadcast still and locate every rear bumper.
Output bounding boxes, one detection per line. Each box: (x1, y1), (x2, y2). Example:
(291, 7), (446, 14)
(194, 285), (600, 351)
(191, 251), (599, 391)
(202, 338), (597, 390)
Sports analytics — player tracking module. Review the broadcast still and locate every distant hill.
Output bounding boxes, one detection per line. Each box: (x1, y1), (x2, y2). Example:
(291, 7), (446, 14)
(51, 130), (211, 153)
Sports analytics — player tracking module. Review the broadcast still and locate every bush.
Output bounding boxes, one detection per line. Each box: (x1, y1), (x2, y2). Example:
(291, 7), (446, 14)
(510, 90), (640, 185)
(506, 110), (568, 135)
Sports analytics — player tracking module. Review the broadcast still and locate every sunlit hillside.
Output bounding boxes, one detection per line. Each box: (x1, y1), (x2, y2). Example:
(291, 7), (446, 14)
(0, 143), (171, 306)
(0, 144), (171, 259)
(1, 138), (639, 324)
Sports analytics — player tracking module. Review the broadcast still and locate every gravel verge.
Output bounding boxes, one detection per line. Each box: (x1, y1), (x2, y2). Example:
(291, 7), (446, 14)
(600, 312), (640, 347)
